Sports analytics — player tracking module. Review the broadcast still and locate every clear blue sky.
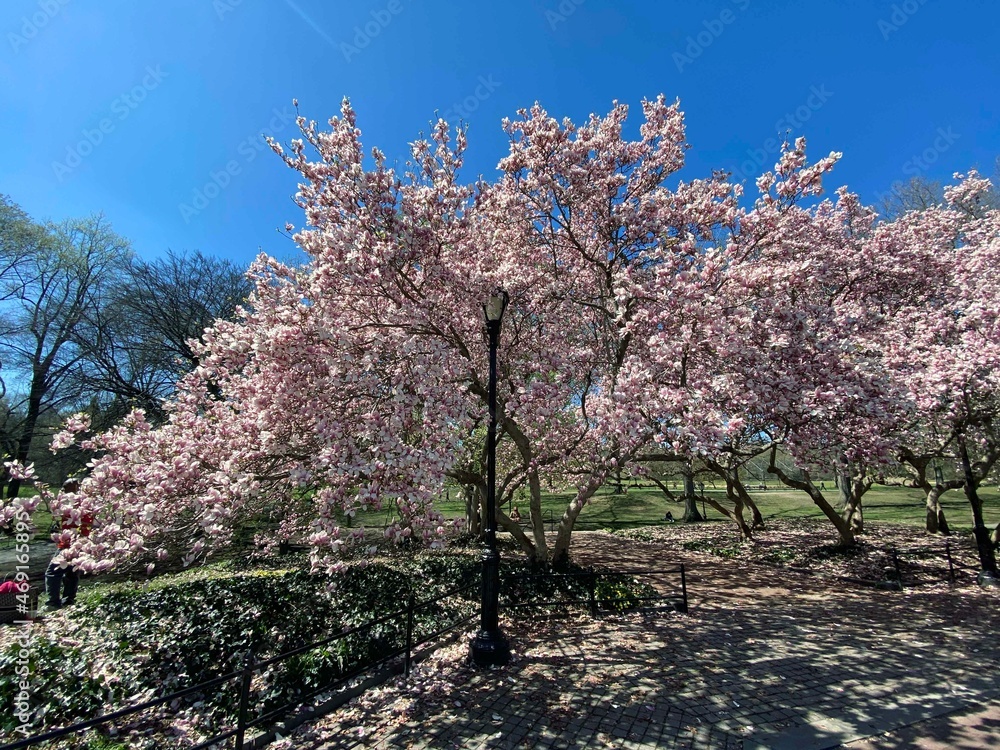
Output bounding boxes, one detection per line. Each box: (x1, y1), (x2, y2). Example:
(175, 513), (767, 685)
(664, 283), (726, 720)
(2, 0), (998, 267)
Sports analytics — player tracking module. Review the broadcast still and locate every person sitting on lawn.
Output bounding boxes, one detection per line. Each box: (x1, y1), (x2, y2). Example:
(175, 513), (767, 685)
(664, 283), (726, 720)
(510, 506), (522, 523)
(664, 510), (675, 523)
(44, 479), (92, 609)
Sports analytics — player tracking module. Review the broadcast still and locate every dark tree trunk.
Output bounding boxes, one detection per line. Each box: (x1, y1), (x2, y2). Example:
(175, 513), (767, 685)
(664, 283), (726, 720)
(681, 464), (703, 522)
(743, 491), (765, 529)
(682, 493), (703, 523)
(5, 368), (47, 499)
(959, 439), (999, 578)
(837, 462), (865, 534)
(465, 484), (481, 537)
(702, 458), (751, 538)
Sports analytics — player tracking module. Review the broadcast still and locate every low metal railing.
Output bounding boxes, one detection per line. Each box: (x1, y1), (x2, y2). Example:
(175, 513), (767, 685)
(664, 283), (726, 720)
(1, 563), (689, 749)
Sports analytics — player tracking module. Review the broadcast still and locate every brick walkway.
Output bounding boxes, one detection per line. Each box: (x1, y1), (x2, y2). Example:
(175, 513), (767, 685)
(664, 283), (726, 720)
(294, 532), (1000, 749)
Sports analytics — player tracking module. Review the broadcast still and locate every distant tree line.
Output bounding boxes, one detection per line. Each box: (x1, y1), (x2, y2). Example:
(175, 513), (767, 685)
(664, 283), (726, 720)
(0, 196), (251, 497)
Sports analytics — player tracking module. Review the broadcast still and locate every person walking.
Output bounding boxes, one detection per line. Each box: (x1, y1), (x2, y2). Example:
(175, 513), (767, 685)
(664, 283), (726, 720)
(44, 479), (92, 609)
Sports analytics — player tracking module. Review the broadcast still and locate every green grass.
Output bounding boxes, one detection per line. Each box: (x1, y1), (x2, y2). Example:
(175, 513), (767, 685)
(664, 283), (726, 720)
(9, 481), (998, 551)
(738, 483), (998, 533)
(352, 482), (1000, 535)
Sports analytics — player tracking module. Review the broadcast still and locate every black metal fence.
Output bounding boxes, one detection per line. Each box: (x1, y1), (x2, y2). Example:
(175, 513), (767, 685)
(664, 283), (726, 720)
(881, 539), (983, 589)
(0, 564), (688, 750)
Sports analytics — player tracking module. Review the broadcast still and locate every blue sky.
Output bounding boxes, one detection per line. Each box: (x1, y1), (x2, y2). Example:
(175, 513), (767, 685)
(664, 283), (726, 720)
(1, 0), (998, 267)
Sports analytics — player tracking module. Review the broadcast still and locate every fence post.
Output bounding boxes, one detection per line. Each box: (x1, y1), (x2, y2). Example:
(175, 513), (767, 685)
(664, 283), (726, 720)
(235, 651), (255, 750)
(404, 592), (415, 678)
(945, 540), (956, 584)
(677, 564), (688, 613)
(588, 572), (598, 617)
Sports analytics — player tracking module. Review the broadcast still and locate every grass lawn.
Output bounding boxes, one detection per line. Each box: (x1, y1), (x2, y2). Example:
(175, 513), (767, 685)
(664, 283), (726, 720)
(353, 482), (1000, 535)
(7, 481), (997, 551)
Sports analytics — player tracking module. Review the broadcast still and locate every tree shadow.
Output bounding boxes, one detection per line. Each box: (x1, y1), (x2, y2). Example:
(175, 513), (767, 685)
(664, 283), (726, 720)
(305, 531), (1000, 749)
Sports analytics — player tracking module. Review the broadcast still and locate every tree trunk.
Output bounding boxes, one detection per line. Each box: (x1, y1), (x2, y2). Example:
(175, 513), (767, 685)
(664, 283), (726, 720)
(5, 369), (47, 499)
(730, 481), (756, 540)
(731, 492), (752, 540)
(837, 463), (865, 534)
(464, 484), (481, 537)
(841, 487), (864, 534)
(923, 485), (951, 535)
(837, 467), (851, 511)
(681, 463), (702, 522)
(703, 458), (752, 539)
(744, 493), (765, 529)
(527, 468), (548, 563)
(727, 468), (763, 530)
(551, 476), (603, 564)
(497, 512), (538, 560)
(769, 448), (855, 546)
(681, 493), (703, 523)
(705, 458), (763, 535)
(683, 469), (695, 503)
(959, 439), (999, 577)
(898, 450), (954, 535)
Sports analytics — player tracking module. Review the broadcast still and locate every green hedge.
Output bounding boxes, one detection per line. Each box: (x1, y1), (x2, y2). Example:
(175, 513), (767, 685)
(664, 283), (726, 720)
(0, 553), (656, 747)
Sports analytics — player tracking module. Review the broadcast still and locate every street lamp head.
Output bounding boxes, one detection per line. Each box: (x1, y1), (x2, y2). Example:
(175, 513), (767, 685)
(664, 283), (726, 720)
(483, 288), (509, 323)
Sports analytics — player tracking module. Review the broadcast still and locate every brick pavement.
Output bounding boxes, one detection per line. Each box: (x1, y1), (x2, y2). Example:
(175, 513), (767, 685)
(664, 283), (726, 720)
(297, 532), (1000, 749)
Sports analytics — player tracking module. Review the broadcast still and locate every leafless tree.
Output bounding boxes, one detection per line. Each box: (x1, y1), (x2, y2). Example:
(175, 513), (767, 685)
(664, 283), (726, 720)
(0, 212), (131, 497)
(75, 249), (252, 424)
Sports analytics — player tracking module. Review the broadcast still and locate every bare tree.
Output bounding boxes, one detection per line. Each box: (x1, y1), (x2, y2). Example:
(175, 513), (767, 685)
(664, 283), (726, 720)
(74, 249), (252, 424)
(0, 213), (131, 497)
(879, 166), (1000, 220)
(878, 176), (944, 219)
(1, 197), (55, 407)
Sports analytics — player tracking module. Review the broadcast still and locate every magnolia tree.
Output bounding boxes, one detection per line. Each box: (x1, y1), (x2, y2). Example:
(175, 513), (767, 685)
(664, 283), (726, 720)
(638, 143), (910, 547)
(741, 181), (912, 546)
(9, 98), (990, 574)
(882, 173), (1000, 577)
(9, 97), (751, 571)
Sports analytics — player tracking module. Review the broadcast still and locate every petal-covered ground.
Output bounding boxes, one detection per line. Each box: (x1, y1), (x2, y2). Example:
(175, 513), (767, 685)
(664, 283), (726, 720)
(282, 525), (1000, 749)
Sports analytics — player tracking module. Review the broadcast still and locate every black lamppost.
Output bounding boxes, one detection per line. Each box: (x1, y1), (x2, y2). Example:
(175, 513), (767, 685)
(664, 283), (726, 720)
(470, 288), (511, 667)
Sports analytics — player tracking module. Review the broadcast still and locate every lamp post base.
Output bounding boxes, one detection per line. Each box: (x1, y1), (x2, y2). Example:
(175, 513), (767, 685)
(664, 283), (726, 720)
(470, 629), (510, 667)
